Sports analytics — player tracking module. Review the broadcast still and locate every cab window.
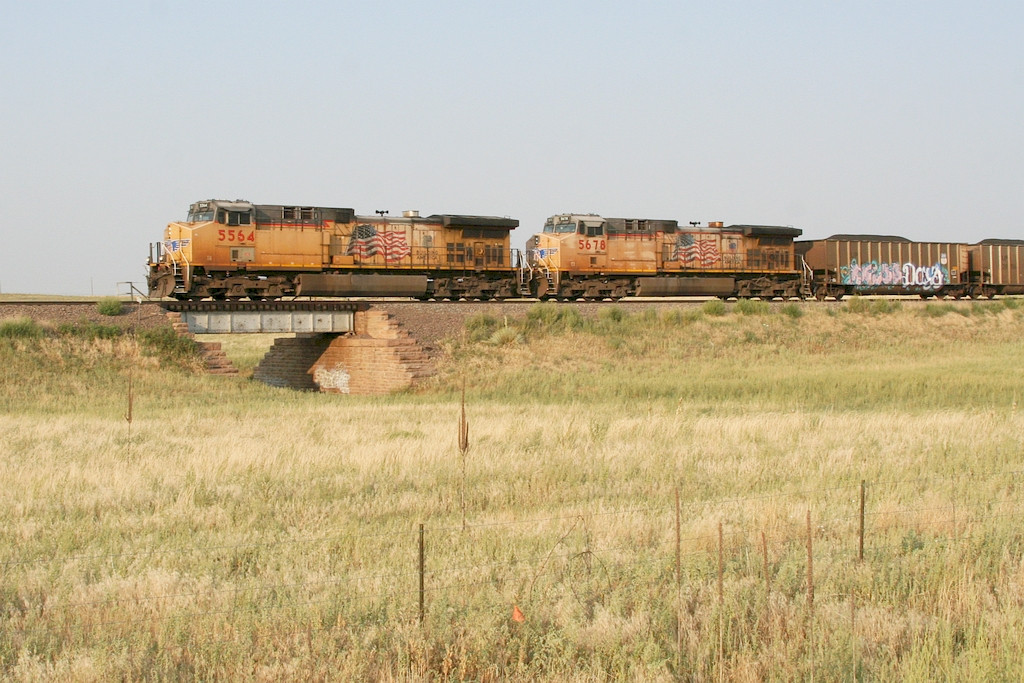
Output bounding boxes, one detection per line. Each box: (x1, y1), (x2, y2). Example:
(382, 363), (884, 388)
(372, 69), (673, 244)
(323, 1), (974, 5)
(217, 210), (252, 226)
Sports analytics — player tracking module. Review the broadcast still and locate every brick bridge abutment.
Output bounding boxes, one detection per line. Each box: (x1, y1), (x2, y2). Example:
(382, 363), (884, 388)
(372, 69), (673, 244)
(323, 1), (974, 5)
(251, 309), (434, 394)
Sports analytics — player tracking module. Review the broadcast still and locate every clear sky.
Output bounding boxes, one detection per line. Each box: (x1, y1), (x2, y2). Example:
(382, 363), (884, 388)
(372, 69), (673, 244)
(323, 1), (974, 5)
(1, 1), (1021, 295)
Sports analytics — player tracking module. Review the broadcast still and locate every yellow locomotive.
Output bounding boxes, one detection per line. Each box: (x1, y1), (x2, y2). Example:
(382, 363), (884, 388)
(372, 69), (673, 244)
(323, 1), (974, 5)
(526, 214), (806, 299)
(147, 199), (521, 300)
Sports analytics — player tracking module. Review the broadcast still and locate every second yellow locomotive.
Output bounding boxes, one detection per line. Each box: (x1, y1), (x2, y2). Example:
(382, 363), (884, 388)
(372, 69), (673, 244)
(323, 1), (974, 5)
(526, 214), (806, 299)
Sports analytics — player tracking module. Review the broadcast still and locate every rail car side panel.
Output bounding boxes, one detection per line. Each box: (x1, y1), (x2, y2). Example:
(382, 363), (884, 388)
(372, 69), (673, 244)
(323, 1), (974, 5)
(799, 238), (968, 294)
(971, 241), (1024, 293)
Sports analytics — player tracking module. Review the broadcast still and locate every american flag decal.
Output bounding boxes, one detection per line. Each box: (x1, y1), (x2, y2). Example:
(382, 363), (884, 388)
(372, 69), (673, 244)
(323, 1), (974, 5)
(163, 239), (191, 253)
(346, 224), (411, 262)
(674, 233), (720, 267)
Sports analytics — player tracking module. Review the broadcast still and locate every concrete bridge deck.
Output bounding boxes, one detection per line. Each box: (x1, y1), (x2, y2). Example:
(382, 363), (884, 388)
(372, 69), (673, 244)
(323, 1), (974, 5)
(160, 301), (432, 394)
(161, 301), (368, 334)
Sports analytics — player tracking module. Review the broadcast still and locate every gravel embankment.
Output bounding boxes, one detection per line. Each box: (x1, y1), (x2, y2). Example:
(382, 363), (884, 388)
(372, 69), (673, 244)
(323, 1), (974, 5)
(0, 299), (711, 352)
(374, 300), (690, 349)
(0, 302), (172, 331)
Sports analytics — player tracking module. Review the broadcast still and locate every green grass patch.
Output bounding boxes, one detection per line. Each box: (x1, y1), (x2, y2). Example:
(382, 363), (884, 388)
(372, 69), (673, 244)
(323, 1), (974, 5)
(440, 303), (1024, 411)
(57, 320), (124, 340)
(137, 326), (201, 364)
(0, 317), (43, 339)
(96, 296), (124, 316)
(701, 299), (727, 316)
(734, 299), (770, 315)
(780, 302), (804, 319)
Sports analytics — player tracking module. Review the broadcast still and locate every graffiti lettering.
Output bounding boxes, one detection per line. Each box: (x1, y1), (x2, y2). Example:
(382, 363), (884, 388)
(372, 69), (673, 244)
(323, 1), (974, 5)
(902, 263), (946, 289)
(840, 258), (948, 291)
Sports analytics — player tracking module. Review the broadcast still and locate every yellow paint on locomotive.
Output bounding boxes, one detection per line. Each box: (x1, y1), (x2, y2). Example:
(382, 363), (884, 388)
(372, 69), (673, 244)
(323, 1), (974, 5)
(531, 214), (799, 280)
(149, 200), (520, 298)
(161, 204), (513, 275)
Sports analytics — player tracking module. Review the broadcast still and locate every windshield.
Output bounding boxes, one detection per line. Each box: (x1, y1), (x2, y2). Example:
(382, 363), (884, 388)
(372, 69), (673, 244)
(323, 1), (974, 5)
(187, 210), (215, 222)
(543, 218), (579, 234)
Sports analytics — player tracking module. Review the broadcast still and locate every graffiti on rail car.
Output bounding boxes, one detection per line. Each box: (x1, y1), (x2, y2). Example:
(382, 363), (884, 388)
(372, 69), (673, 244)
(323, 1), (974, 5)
(840, 258), (949, 290)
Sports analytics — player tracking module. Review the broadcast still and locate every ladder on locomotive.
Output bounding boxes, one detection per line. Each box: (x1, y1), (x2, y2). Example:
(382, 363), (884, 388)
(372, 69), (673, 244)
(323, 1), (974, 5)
(513, 249), (537, 297)
(167, 248), (191, 295)
(799, 257), (814, 298)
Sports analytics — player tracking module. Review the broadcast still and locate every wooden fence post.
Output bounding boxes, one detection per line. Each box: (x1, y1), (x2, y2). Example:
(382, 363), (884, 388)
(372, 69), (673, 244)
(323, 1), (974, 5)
(859, 480), (865, 562)
(718, 521), (724, 682)
(850, 587), (857, 678)
(761, 529), (770, 631)
(459, 383), (469, 532)
(675, 488), (681, 589)
(675, 488), (682, 674)
(761, 531), (770, 595)
(418, 523), (425, 625)
(806, 510), (814, 682)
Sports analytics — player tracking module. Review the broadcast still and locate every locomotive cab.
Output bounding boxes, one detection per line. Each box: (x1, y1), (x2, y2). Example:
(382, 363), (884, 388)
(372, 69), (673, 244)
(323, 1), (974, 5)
(528, 214), (611, 295)
(148, 200), (258, 298)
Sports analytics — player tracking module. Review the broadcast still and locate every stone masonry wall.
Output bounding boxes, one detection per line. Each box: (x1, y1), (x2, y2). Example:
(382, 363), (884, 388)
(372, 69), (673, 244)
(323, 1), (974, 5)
(309, 310), (433, 395)
(252, 334), (333, 390)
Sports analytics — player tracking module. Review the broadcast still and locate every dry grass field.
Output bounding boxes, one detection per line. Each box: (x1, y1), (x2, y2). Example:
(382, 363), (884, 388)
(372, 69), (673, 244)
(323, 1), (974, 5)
(2, 299), (1023, 680)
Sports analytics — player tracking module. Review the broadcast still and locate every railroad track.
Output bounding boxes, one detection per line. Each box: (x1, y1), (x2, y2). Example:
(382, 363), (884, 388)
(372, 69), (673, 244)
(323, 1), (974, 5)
(1, 295), (1016, 311)
(2, 297), (1013, 348)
